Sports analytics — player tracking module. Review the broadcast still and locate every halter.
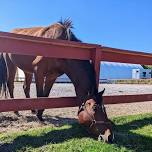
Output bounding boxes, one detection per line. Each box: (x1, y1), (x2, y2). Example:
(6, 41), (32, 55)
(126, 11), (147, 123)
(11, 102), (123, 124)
(78, 100), (114, 142)
(78, 101), (111, 129)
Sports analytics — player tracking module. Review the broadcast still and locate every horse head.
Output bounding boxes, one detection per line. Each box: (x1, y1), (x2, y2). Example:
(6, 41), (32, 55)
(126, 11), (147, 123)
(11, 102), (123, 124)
(78, 89), (114, 143)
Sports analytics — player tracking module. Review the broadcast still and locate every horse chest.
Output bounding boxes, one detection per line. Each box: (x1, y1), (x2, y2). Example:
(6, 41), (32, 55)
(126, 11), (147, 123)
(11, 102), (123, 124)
(9, 54), (35, 73)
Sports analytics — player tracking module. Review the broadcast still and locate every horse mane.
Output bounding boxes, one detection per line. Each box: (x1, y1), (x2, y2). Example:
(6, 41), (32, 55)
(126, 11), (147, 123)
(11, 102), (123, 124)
(58, 18), (81, 42)
(11, 18), (81, 42)
(58, 18), (73, 29)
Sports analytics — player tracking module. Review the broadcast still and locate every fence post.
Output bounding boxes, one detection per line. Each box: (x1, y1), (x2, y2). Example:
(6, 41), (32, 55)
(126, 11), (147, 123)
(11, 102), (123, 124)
(92, 47), (102, 88)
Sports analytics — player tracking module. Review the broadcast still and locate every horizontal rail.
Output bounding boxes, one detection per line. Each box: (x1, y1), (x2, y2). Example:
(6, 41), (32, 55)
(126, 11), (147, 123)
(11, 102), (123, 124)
(1, 31), (152, 65)
(0, 31), (100, 49)
(0, 31), (93, 60)
(101, 47), (152, 65)
(0, 97), (79, 112)
(104, 94), (152, 104)
(0, 94), (152, 112)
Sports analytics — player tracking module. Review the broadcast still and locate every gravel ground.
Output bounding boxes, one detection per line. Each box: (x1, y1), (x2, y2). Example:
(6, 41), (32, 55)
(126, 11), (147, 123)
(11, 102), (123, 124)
(0, 83), (152, 133)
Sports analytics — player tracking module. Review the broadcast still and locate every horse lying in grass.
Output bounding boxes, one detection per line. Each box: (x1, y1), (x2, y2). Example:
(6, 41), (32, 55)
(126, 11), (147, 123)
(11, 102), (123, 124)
(0, 19), (114, 143)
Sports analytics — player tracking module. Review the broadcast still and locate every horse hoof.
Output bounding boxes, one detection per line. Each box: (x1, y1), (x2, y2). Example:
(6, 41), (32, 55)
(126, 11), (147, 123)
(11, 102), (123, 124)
(37, 115), (44, 122)
(14, 111), (21, 117)
(31, 110), (36, 114)
(38, 117), (44, 122)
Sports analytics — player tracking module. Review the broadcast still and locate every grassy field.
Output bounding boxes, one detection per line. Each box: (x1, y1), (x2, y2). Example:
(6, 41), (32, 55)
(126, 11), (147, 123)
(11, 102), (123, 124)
(0, 113), (152, 152)
(115, 79), (152, 84)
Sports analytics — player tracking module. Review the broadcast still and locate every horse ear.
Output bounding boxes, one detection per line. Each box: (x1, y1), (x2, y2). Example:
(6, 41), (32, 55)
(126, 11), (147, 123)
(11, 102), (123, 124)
(98, 88), (105, 97)
(96, 88), (105, 105)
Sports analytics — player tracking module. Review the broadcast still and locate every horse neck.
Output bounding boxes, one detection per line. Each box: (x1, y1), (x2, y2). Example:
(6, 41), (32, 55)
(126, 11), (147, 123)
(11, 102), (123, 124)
(64, 60), (98, 102)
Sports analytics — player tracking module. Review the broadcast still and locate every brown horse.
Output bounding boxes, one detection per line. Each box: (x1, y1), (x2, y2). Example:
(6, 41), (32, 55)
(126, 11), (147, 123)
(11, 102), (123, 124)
(0, 19), (114, 143)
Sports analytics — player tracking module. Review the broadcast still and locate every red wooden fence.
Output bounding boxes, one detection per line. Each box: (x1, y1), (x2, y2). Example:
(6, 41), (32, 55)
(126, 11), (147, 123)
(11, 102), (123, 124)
(0, 31), (152, 112)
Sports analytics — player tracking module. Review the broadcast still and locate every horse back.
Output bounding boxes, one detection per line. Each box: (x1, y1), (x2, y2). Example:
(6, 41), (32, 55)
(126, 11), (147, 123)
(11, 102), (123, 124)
(11, 27), (44, 36)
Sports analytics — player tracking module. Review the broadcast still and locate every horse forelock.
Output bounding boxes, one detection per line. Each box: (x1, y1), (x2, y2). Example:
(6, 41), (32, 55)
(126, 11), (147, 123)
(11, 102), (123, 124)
(58, 18), (73, 29)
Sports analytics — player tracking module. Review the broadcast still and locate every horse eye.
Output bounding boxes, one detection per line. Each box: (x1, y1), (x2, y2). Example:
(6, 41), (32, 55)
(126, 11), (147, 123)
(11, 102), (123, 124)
(92, 105), (97, 111)
(87, 102), (91, 106)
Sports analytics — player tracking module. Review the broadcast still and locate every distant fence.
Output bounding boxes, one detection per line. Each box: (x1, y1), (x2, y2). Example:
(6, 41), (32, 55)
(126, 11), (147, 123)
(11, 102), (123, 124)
(1, 31), (152, 112)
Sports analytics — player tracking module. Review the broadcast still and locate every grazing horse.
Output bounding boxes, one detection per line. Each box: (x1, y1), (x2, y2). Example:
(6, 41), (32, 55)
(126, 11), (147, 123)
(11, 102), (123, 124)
(0, 19), (114, 142)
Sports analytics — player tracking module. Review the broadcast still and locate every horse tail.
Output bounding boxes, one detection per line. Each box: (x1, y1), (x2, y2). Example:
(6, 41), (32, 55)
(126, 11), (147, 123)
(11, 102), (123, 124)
(0, 53), (8, 97)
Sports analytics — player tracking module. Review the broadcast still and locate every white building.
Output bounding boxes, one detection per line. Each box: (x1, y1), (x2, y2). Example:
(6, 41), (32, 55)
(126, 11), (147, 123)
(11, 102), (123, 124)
(100, 62), (144, 80)
(132, 69), (152, 79)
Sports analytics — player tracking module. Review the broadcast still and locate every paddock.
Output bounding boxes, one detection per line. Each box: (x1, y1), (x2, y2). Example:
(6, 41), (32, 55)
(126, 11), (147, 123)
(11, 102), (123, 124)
(0, 31), (152, 151)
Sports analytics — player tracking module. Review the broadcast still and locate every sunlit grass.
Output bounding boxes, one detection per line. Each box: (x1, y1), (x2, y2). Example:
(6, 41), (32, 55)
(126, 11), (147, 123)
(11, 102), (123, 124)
(0, 113), (152, 152)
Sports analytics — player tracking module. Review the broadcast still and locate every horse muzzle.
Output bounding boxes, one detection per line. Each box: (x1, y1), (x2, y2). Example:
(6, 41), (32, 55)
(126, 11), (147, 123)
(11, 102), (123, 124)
(98, 129), (114, 143)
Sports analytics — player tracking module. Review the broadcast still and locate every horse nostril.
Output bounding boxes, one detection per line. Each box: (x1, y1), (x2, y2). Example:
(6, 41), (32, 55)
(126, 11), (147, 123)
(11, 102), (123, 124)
(98, 134), (109, 143)
(98, 133), (114, 143)
(98, 134), (103, 141)
(108, 133), (114, 143)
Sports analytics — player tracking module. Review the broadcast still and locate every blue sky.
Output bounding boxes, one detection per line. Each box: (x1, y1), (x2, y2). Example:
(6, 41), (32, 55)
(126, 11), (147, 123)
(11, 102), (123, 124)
(0, 0), (152, 53)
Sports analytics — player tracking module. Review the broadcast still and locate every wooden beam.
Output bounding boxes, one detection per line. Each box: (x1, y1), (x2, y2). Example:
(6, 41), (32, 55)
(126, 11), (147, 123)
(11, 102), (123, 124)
(0, 94), (152, 112)
(101, 46), (152, 65)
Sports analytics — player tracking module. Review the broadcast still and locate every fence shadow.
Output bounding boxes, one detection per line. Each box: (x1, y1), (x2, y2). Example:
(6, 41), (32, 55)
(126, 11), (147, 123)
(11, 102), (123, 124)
(0, 115), (152, 152)
(0, 112), (77, 129)
(25, 114), (77, 127)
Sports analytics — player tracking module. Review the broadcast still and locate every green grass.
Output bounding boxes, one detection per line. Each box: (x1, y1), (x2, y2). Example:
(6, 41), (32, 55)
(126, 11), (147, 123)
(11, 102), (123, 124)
(0, 113), (152, 152)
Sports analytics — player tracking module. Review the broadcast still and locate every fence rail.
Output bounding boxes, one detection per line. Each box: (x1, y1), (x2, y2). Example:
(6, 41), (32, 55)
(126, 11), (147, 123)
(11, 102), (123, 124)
(0, 31), (152, 112)
(0, 94), (152, 112)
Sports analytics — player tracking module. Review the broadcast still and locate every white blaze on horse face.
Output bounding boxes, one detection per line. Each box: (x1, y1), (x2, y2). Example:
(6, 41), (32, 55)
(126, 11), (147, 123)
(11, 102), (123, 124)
(86, 99), (96, 108)
(98, 129), (114, 143)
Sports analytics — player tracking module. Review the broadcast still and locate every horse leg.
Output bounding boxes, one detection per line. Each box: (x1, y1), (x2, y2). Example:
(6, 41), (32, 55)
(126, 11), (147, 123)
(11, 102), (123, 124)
(23, 72), (32, 98)
(34, 70), (45, 121)
(7, 78), (20, 116)
(43, 75), (58, 97)
(5, 56), (18, 116)
(23, 72), (36, 113)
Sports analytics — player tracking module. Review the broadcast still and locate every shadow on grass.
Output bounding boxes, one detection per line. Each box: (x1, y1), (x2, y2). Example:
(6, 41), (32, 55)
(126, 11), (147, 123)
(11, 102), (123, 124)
(25, 114), (77, 127)
(0, 115), (152, 152)
(0, 117), (89, 152)
(113, 116), (152, 152)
